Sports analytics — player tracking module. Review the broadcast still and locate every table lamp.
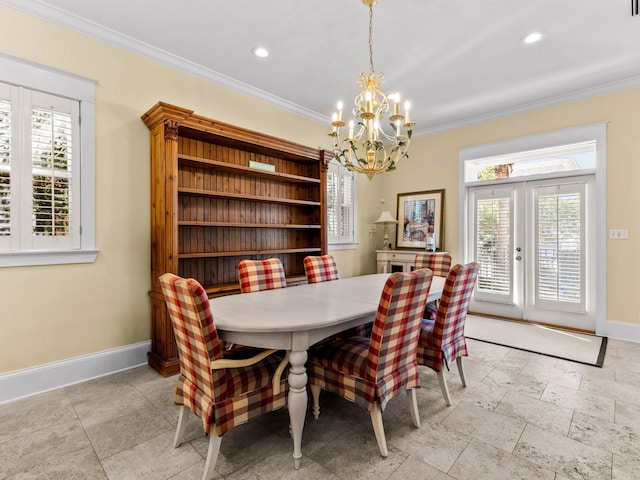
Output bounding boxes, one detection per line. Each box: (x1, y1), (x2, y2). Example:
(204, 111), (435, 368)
(374, 211), (399, 250)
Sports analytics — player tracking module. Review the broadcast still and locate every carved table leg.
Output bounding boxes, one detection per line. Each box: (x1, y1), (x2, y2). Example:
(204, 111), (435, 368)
(287, 349), (308, 469)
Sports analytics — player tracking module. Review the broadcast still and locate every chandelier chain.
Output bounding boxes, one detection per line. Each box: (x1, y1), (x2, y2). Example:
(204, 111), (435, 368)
(368, 5), (375, 73)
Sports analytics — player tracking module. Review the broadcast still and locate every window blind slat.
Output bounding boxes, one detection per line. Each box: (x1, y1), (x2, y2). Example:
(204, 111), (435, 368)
(475, 196), (512, 297)
(536, 191), (582, 305)
(31, 107), (73, 237)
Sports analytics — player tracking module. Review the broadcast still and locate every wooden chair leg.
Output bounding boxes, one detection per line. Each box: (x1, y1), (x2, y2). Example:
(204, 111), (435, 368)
(202, 433), (222, 480)
(310, 384), (322, 419)
(437, 370), (452, 406)
(173, 405), (188, 448)
(407, 388), (421, 428)
(369, 403), (388, 457)
(456, 356), (467, 387)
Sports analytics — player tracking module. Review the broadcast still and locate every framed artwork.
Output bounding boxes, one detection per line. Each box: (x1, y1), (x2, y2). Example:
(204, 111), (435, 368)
(396, 189), (445, 251)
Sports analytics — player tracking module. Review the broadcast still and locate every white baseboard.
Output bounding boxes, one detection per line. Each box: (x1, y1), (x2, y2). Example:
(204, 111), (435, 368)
(604, 320), (640, 344)
(0, 341), (151, 405)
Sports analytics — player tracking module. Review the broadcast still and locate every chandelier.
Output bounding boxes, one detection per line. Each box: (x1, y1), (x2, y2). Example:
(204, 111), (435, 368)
(329, 0), (414, 180)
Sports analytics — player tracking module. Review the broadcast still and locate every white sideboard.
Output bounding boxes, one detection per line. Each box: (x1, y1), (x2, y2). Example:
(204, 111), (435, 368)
(376, 250), (450, 273)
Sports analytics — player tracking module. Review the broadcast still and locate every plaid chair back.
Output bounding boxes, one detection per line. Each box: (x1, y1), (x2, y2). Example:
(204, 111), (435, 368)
(414, 252), (452, 277)
(304, 255), (339, 284)
(159, 273), (225, 433)
(238, 258), (287, 293)
(367, 269), (433, 405)
(160, 273), (287, 437)
(424, 262), (479, 366)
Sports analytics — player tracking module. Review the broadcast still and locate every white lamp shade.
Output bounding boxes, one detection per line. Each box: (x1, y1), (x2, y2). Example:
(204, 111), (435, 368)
(374, 211), (399, 224)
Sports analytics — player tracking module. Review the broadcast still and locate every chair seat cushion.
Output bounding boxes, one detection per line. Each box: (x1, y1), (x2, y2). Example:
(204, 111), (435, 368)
(309, 337), (370, 380)
(418, 318), (437, 349)
(424, 301), (437, 320)
(224, 350), (285, 396)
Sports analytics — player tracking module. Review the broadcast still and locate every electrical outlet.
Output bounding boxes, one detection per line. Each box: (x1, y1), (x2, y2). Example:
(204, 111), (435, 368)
(610, 229), (629, 240)
(368, 225), (377, 233)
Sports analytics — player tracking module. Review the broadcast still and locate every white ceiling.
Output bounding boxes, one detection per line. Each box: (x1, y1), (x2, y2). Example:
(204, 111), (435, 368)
(6, 0), (640, 136)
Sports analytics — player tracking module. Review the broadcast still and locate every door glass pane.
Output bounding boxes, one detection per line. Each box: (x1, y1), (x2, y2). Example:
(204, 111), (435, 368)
(475, 194), (512, 298)
(536, 187), (583, 307)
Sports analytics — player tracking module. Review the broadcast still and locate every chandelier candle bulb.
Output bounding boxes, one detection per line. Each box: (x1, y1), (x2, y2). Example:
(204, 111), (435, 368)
(404, 101), (411, 124)
(393, 93), (400, 116)
(337, 101), (343, 121)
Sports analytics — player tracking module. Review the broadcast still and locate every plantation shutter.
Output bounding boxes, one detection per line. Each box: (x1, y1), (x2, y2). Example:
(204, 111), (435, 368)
(534, 182), (585, 312)
(327, 161), (355, 244)
(0, 85), (11, 248)
(472, 187), (514, 303)
(327, 168), (338, 239)
(339, 172), (353, 240)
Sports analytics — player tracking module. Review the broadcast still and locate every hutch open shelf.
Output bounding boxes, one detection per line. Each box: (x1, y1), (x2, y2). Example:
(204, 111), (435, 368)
(142, 102), (328, 375)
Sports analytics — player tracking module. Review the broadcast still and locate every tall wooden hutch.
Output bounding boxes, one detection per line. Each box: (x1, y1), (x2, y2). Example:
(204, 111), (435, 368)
(142, 102), (328, 376)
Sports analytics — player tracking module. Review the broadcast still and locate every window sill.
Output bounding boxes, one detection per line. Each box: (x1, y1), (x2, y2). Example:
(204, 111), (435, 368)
(0, 249), (99, 267)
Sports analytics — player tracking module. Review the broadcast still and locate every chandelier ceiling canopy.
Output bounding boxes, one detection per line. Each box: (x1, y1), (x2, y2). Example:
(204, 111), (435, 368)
(329, 0), (414, 180)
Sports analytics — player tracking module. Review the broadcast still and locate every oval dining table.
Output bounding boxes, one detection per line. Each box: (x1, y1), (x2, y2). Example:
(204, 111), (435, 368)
(209, 272), (445, 469)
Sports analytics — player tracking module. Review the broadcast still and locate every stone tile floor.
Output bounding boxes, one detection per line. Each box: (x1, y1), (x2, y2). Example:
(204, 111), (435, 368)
(2, 337), (640, 479)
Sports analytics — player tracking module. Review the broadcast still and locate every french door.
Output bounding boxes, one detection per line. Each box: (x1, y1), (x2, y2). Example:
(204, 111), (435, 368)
(467, 175), (595, 331)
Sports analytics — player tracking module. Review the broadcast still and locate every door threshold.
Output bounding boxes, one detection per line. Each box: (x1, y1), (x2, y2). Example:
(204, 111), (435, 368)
(467, 311), (595, 335)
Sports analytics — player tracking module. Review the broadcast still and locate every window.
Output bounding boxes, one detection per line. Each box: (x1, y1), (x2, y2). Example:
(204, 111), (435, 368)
(327, 160), (357, 248)
(0, 53), (97, 266)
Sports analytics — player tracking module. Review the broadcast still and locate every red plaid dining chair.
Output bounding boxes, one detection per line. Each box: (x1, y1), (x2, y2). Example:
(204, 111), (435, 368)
(414, 252), (452, 320)
(417, 262), (479, 406)
(308, 269), (433, 457)
(159, 273), (288, 480)
(303, 254), (339, 284)
(304, 254), (371, 339)
(238, 258), (287, 293)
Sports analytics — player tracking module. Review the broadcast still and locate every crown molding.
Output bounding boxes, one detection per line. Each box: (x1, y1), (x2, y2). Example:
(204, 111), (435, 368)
(2, 0), (327, 124)
(6, 0), (640, 138)
(414, 73), (640, 137)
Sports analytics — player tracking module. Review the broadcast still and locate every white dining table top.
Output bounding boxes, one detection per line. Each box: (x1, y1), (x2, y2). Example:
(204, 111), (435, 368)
(210, 273), (445, 334)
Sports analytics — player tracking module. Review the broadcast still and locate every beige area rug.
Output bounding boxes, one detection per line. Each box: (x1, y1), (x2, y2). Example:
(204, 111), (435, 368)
(465, 314), (607, 367)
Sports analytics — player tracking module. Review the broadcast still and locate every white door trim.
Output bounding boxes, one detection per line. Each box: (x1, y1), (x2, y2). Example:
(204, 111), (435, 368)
(459, 122), (607, 335)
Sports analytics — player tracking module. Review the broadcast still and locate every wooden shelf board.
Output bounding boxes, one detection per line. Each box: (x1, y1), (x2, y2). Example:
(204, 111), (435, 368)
(179, 154), (321, 184)
(179, 247), (322, 259)
(179, 187), (321, 206)
(178, 221), (321, 229)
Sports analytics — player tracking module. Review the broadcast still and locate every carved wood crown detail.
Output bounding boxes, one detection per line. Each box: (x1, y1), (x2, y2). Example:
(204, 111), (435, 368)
(164, 120), (180, 141)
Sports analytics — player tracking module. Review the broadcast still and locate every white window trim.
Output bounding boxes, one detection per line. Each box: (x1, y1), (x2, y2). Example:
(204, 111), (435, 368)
(458, 122), (607, 335)
(327, 160), (358, 250)
(0, 53), (97, 267)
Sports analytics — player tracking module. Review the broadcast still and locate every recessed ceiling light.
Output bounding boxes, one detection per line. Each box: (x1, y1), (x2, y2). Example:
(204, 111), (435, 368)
(521, 32), (545, 45)
(252, 46), (270, 58)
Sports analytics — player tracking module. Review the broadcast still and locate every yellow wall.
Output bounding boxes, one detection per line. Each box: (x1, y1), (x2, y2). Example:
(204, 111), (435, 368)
(380, 88), (640, 328)
(2, 5), (639, 375)
(0, 6), (373, 373)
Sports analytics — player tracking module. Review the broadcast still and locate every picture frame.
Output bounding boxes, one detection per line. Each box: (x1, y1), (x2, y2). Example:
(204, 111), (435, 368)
(396, 189), (445, 251)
